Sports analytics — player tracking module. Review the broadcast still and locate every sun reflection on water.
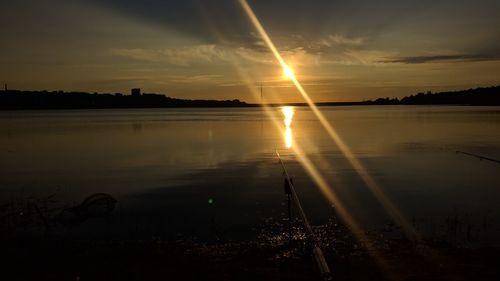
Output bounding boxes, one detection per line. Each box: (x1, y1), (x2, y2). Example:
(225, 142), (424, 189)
(281, 106), (294, 148)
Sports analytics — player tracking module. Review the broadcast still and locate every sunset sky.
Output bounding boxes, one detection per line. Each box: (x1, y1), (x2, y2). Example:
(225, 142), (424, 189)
(1, 0), (499, 103)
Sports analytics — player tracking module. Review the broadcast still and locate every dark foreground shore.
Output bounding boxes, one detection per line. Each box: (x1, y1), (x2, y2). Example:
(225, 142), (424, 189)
(3, 224), (500, 281)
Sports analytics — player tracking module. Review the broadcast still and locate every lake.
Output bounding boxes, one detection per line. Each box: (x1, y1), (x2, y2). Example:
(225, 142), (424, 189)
(1, 106), (499, 242)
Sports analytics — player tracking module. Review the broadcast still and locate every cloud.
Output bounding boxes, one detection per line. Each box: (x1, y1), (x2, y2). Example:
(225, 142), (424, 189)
(316, 49), (396, 66)
(261, 34), (367, 55)
(110, 42), (324, 68)
(380, 53), (500, 64)
(232, 47), (274, 64)
(169, 74), (223, 84)
(110, 45), (227, 66)
(328, 34), (365, 46)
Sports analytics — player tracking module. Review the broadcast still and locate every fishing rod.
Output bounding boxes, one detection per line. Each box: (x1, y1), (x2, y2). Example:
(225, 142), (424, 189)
(276, 150), (332, 281)
(456, 150), (500, 164)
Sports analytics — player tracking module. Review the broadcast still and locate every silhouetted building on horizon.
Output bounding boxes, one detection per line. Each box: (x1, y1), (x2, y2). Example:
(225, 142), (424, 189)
(131, 88), (141, 97)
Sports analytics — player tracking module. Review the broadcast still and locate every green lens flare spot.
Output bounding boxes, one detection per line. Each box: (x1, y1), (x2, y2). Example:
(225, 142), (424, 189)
(208, 198), (214, 204)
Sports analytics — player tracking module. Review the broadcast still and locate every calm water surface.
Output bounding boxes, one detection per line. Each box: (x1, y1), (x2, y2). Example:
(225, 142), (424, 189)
(1, 106), (499, 241)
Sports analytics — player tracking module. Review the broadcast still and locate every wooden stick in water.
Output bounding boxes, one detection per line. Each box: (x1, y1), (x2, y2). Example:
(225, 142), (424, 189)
(456, 150), (500, 164)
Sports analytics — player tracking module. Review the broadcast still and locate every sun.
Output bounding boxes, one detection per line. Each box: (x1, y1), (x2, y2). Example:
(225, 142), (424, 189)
(283, 65), (296, 80)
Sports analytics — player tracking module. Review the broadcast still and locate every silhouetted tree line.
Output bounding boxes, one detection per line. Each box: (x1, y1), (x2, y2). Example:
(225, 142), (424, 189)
(1, 86), (499, 110)
(365, 86), (500, 105)
(0, 90), (248, 110)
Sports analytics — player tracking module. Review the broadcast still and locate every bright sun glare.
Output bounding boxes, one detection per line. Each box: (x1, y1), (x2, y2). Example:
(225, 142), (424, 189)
(281, 106), (294, 149)
(283, 65), (295, 80)
(281, 106), (294, 127)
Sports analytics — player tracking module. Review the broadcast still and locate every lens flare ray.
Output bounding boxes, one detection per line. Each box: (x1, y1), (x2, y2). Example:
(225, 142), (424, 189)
(238, 0), (418, 239)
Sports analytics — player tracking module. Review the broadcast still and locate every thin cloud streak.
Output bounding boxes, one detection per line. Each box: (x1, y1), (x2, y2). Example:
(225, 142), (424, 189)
(381, 54), (500, 64)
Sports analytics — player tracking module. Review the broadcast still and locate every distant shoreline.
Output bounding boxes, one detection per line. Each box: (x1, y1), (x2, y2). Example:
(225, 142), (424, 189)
(1, 86), (499, 110)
